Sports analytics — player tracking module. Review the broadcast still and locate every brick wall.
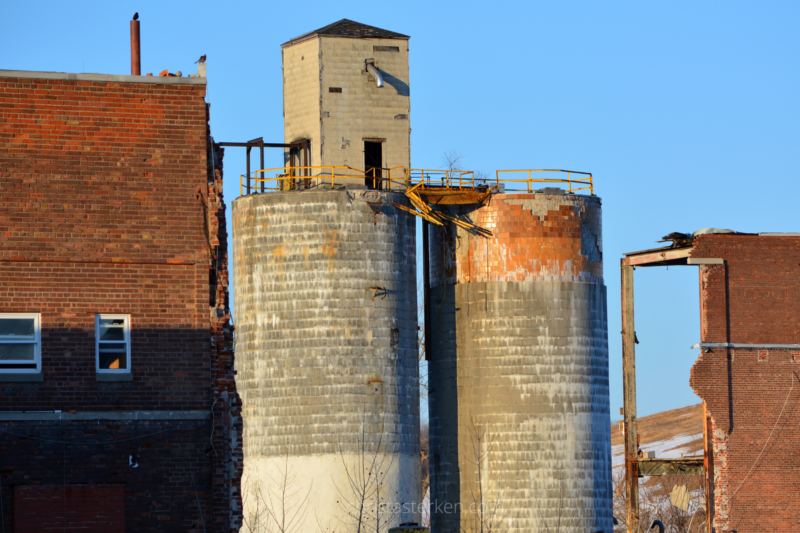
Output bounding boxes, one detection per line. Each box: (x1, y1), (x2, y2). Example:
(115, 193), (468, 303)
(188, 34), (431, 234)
(0, 73), (241, 532)
(689, 234), (800, 532)
(15, 483), (125, 532)
(428, 193), (603, 288)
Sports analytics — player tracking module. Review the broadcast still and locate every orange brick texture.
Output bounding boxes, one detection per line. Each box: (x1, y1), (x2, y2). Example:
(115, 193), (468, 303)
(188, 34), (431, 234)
(0, 75), (241, 532)
(689, 234), (800, 532)
(429, 193), (603, 287)
(427, 192), (612, 532)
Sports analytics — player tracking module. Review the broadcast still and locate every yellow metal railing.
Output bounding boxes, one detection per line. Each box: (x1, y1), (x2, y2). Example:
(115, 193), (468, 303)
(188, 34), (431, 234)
(239, 167), (594, 196)
(494, 169), (593, 195)
(240, 166), (409, 195)
(405, 169), (477, 189)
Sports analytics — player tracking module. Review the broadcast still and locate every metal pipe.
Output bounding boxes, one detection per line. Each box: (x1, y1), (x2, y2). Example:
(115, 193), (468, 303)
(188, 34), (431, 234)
(130, 20), (141, 76)
(366, 62), (384, 88)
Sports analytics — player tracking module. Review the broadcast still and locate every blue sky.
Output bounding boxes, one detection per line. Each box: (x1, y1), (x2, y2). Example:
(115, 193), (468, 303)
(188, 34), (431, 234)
(4, 1), (799, 418)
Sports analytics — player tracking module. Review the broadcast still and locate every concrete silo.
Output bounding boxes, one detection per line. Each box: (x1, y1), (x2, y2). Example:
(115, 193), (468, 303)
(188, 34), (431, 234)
(427, 186), (613, 532)
(232, 20), (420, 531)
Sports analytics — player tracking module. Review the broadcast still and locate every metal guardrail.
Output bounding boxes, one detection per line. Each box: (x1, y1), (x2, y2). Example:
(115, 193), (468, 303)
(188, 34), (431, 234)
(240, 167), (594, 196)
(240, 166), (408, 195)
(495, 169), (593, 195)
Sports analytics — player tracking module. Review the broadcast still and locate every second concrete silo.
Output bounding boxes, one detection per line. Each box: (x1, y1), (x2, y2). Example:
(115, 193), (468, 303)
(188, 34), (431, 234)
(427, 185), (612, 532)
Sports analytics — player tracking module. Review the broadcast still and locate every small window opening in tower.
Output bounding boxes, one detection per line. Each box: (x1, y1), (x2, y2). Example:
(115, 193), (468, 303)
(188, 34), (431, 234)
(364, 140), (383, 190)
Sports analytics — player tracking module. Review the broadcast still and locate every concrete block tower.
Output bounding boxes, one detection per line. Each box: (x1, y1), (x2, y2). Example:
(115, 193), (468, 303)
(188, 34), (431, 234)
(232, 20), (420, 532)
(427, 190), (613, 532)
(281, 19), (411, 181)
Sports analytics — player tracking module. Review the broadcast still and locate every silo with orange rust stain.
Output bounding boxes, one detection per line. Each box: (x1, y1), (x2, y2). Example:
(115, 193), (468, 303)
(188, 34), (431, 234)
(427, 187), (612, 533)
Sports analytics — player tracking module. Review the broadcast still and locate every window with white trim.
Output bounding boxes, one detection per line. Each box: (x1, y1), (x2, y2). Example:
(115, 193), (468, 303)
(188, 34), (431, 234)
(0, 314), (41, 373)
(96, 314), (131, 372)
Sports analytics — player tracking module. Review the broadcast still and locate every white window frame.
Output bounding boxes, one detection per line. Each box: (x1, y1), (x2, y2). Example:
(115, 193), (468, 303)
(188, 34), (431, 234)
(0, 313), (41, 373)
(95, 314), (131, 374)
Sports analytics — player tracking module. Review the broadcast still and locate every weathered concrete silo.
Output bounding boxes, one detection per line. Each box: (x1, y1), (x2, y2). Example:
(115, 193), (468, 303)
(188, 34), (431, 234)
(233, 20), (420, 532)
(427, 188), (612, 532)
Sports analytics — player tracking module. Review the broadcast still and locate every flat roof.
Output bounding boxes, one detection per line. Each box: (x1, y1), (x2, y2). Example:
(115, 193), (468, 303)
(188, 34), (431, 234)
(0, 69), (206, 85)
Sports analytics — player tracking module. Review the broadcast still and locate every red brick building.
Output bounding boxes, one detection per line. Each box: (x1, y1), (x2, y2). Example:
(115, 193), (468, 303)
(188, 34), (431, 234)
(621, 232), (800, 532)
(0, 69), (241, 532)
(690, 234), (800, 532)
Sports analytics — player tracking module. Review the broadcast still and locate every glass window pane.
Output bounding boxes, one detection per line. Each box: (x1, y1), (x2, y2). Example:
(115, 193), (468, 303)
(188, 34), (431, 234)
(0, 319), (35, 339)
(99, 318), (125, 326)
(99, 326), (125, 341)
(99, 353), (127, 369)
(99, 343), (127, 370)
(0, 343), (35, 361)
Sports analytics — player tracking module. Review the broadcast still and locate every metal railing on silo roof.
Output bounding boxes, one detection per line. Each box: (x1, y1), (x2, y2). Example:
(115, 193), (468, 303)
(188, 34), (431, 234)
(239, 167), (594, 196)
(239, 166), (408, 195)
(494, 169), (594, 194)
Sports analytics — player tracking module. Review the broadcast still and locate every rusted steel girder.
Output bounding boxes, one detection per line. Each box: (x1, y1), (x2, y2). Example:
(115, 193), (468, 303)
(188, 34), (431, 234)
(621, 260), (639, 533)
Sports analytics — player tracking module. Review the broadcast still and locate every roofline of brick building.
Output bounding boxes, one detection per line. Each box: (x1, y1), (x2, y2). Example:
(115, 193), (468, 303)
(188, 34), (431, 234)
(0, 69), (206, 85)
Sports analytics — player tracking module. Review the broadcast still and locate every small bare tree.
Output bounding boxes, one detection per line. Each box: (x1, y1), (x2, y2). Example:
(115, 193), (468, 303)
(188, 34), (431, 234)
(323, 417), (399, 533)
(460, 419), (507, 533)
(441, 150), (465, 171)
(241, 456), (312, 533)
(535, 475), (581, 533)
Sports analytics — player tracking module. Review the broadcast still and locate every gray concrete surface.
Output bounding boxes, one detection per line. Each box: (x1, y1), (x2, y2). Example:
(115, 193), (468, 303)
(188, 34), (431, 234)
(232, 188), (421, 530)
(427, 192), (613, 533)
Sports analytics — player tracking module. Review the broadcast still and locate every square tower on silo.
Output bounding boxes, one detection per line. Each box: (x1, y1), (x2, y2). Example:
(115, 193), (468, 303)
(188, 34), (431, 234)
(282, 19), (410, 188)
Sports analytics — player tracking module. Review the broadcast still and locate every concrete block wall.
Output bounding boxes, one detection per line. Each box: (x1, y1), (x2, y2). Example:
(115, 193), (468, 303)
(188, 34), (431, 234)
(319, 37), (410, 172)
(427, 192), (612, 533)
(282, 39), (322, 164)
(232, 189), (421, 531)
(688, 234), (800, 532)
(282, 35), (410, 186)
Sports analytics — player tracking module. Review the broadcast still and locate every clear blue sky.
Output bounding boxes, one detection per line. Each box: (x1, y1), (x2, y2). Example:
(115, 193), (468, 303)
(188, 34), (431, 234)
(4, 1), (799, 417)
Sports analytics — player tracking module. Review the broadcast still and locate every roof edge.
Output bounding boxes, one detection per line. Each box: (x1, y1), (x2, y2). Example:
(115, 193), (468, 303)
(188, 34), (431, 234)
(0, 70), (207, 85)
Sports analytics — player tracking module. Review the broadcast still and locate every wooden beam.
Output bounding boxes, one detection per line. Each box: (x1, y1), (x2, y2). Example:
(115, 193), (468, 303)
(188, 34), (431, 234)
(637, 458), (705, 476)
(624, 247), (692, 266)
(621, 260), (639, 533)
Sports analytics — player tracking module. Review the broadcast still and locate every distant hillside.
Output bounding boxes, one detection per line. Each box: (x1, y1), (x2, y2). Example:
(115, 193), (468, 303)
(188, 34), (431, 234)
(611, 403), (704, 467)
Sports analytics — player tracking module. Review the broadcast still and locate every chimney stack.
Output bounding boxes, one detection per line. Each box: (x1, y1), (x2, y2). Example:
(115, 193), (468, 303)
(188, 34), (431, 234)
(130, 19), (141, 76)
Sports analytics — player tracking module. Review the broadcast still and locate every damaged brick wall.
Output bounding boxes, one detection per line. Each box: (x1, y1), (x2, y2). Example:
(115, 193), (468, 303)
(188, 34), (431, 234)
(689, 234), (800, 532)
(205, 141), (243, 532)
(0, 73), (241, 532)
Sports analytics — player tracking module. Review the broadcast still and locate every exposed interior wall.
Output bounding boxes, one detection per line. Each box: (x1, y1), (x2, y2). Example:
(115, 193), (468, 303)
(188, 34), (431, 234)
(689, 235), (800, 532)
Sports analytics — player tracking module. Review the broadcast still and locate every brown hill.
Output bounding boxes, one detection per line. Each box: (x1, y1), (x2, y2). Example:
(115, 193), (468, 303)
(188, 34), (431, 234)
(611, 403), (704, 460)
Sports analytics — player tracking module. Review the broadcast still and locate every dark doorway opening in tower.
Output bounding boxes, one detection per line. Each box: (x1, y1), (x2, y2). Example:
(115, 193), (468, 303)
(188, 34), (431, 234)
(364, 140), (383, 190)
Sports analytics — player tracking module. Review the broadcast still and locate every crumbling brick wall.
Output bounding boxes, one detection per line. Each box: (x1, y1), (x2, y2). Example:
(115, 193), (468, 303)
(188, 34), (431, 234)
(0, 73), (241, 532)
(689, 234), (800, 532)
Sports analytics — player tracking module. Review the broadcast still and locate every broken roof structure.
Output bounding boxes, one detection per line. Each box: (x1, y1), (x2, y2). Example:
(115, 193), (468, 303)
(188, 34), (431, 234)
(619, 230), (800, 532)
